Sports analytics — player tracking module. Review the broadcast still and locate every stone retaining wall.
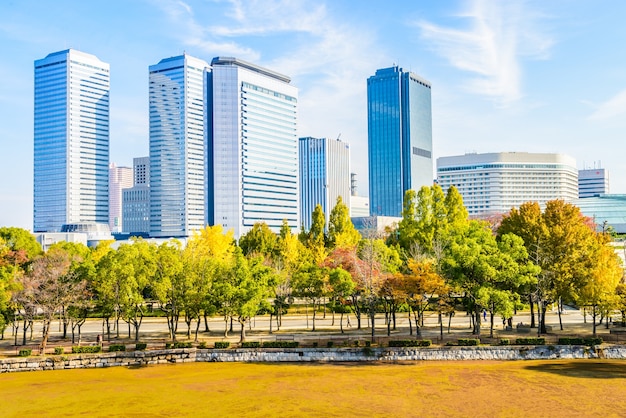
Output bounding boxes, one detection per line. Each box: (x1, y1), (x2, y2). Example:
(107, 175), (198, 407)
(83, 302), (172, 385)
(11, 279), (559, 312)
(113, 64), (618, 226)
(1, 345), (623, 373)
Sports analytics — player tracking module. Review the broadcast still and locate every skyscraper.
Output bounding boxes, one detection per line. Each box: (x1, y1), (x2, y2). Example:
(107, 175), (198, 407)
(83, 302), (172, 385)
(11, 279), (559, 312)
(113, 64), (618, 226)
(367, 66), (432, 217)
(108, 163), (133, 233)
(207, 57), (299, 238)
(578, 168), (609, 198)
(33, 49), (110, 232)
(122, 156), (150, 235)
(149, 54), (210, 238)
(299, 137), (351, 231)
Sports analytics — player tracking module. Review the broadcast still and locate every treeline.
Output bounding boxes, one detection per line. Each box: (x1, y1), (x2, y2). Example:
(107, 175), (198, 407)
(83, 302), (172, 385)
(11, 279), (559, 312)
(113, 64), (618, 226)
(0, 187), (624, 353)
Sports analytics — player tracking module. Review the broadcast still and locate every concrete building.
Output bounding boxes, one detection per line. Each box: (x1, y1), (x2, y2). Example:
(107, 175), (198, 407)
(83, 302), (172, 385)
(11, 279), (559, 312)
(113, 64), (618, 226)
(123, 156), (151, 236)
(299, 137), (351, 231)
(109, 163), (133, 233)
(579, 168), (609, 198)
(349, 173), (369, 217)
(367, 66), (432, 217)
(33, 49), (110, 232)
(207, 57), (298, 238)
(149, 54), (210, 238)
(437, 152), (578, 216)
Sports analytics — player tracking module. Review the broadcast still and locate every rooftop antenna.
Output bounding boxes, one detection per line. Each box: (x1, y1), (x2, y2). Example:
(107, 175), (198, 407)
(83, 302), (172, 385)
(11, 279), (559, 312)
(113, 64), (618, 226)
(336, 133), (341, 141)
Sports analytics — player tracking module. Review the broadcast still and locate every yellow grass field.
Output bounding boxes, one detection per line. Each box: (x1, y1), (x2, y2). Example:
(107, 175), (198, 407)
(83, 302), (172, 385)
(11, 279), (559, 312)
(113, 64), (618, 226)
(1, 360), (626, 417)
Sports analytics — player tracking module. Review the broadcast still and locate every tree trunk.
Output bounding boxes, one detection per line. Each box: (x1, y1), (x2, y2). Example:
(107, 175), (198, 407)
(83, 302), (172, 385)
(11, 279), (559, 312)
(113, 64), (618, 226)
(312, 301), (317, 332)
(540, 303), (548, 334)
(269, 312), (273, 334)
(408, 305), (413, 336)
(239, 318), (246, 343)
(473, 306), (481, 335)
(204, 314), (210, 332)
(340, 312), (344, 334)
(592, 305), (597, 337)
(529, 294), (536, 328)
(223, 317), (229, 338)
(448, 312), (453, 334)
(489, 310), (494, 338)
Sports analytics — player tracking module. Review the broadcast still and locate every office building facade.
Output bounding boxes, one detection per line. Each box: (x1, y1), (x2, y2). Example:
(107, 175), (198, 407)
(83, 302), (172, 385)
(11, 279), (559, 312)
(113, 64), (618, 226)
(579, 168), (609, 198)
(299, 137), (351, 231)
(109, 163), (133, 233)
(33, 49), (110, 232)
(149, 54), (209, 237)
(122, 156), (150, 235)
(437, 152), (579, 216)
(367, 66), (433, 217)
(207, 57), (298, 238)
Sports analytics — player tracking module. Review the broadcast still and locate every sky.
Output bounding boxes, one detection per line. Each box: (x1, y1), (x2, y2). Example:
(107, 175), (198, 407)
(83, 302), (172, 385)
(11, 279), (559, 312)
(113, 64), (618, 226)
(2, 0), (626, 231)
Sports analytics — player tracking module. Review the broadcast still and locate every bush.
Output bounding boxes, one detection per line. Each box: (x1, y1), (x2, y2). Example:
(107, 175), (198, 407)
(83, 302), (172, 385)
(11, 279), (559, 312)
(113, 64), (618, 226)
(214, 341), (230, 349)
(458, 338), (480, 346)
(108, 344), (126, 352)
(72, 346), (102, 354)
(353, 340), (360, 347)
(515, 338), (545, 345)
(499, 339), (510, 346)
(241, 341), (261, 348)
(54, 347), (64, 355)
(362, 347), (374, 356)
(326, 341), (334, 348)
(197, 342), (207, 349)
(312, 342), (318, 348)
(262, 341), (299, 348)
(18, 349), (31, 357)
(365, 341), (371, 347)
(165, 343), (172, 349)
(135, 343), (147, 351)
(558, 337), (603, 346)
(173, 342), (193, 349)
(388, 339), (432, 348)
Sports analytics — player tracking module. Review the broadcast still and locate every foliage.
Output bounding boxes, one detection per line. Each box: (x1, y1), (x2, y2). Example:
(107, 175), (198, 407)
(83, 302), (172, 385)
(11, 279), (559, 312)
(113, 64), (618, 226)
(261, 341), (300, 348)
(54, 347), (64, 355)
(557, 337), (602, 346)
(457, 339), (480, 346)
(214, 341), (230, 349)
(388, 339), (431, 347)
(18, 349), (31, 357)
(108, 344), (127, 352)
(328, 196), (361, 249)
(71, 346), (102, 354)
(135, 343), (147, 351)
(241, 341), (261, 348)
(514, 338), (546, 345)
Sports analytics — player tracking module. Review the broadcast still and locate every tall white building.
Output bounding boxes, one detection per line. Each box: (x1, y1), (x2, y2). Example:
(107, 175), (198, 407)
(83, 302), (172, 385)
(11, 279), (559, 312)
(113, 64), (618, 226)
(33, 49), (110, 232)
(109, 163), (133, 233)
(207, 57), (299, 238)
(579, 168), (609, 198)
(149, 54), (210, 238)
(437, 152), (578, 216)
(299, 137), (351, 230)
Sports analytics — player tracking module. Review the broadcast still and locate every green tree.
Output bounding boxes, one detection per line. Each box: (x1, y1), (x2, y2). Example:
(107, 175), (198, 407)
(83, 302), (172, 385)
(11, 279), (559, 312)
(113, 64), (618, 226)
(302, 204), (327, 264)
(239, 222), (278, 258)
(327, 267), (355, 333)
(292, 264), (327, 331)
(152, 241), (185, 340)
(328, 196), (361, 249)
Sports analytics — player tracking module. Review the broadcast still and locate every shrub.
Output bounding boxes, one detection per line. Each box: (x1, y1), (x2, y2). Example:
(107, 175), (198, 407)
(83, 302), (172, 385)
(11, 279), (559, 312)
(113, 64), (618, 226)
(214, 341), (230, 349)
(165, 343), (172, 349)
(353, 340), (360, 347)
(458, 338), (480, 346)
(388, 339), (431, 348)
(362, 347), (374, 356)
(558, 337), (602, 346)
(72, 346), (102, 354)
(108, 344), (126, 352)
(262, 341), (299, 348)
(365, 341), (371, 347)
(18, 349), (31, 357)
(173, 342), (193, 349)
(54, 347), (64, 355)
(135, 343), (147, 351)
(514, 338), (545, 345)
(197, 342), (207, 349)
(499, 339), (510, 346)
(241, 341), (261, 348)
(312, 342), (318, 348)
(326, 341), (334, 348)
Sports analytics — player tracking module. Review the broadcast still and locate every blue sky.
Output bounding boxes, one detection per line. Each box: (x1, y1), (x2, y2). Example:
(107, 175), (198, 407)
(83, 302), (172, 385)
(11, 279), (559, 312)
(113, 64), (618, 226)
(2, 0), (626, 230)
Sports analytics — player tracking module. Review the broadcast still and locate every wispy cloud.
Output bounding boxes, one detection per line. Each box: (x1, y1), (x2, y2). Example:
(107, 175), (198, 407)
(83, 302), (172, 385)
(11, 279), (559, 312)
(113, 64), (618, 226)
(588, 89), (626, 120)
(416, 0), (553, 104)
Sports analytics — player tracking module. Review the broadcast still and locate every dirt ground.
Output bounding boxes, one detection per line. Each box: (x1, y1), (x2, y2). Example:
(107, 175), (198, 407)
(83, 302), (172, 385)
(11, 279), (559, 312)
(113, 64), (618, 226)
(1, 360), (625, 417)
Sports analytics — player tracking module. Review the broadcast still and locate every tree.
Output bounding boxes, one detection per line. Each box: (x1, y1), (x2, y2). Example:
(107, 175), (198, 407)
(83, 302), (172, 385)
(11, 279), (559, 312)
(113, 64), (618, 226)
(402, 258), (448, 336)
(239, 222), (278, 258)
(327, 267), (355, 333)
(302, 204), (327, 264)
(152, 241), (185, 340)
(292, 264), (327, 331)
(328, 196), (361, 249)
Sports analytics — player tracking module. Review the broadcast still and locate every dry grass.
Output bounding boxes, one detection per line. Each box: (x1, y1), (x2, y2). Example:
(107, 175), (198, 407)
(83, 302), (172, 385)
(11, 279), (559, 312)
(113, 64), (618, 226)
(2, 360), (626, 417)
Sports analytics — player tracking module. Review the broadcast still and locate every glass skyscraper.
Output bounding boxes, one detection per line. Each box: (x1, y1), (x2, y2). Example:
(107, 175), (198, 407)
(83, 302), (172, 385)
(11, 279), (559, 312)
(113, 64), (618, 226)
(33, 49), (110, 232)
(299, 137), (351, 231)
(367, 66), (432, 217)
(149, 54), (209, 238)
(207, 57), (299, 238)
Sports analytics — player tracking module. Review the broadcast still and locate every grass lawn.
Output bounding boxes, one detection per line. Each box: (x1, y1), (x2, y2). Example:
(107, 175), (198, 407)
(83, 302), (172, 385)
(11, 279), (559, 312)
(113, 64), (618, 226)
(2, 360), (626, 417)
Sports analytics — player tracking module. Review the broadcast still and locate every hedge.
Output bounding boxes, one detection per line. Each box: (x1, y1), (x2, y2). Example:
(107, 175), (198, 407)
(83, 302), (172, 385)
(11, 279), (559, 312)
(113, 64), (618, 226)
(515, 338), (545, 345)
(214, 341), (230, 349)
(72, 345), (102, 354)
(108, 344), (126, 352)
(388, 339), (432, 347)
(262, 341), (299, 348)
(165, 342), (193, 349)
(558, 337), (603, 346)
(457, 338), (480, 346)
(241, 341), (261, 348)
(18, 349), (32, 357)
(54, 347), (64, 355)
(197, 342), (208, 349)
(135, 343), (147, 351)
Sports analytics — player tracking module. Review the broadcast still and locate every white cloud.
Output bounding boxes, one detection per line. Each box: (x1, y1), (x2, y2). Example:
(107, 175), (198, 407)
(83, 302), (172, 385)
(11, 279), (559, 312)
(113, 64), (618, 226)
(416, 0), (553, 104)
(588, 89), (626, 120)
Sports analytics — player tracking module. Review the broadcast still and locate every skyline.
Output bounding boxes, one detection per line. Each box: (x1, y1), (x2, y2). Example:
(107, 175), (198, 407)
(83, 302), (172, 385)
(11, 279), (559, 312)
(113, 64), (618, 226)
(2, 0), (626, 230)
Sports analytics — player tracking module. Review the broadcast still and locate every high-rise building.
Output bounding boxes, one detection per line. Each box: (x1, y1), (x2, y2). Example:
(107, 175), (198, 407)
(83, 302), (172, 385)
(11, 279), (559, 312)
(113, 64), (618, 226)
(109, 163), (133, 233)
(122, 156), (150, 236)
(367, 66), (433, 217)
(149, 54), (210, 238)
(579, 168), (609, 198)
(207, 57), (299, 238)
(299, 137), (351, 231)
(437, 152), (579, 216)
(33, 49), (110, 232)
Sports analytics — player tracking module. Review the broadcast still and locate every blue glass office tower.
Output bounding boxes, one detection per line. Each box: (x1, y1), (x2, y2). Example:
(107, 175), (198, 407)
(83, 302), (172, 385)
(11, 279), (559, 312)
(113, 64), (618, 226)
(299, 137), (351, 231)
(33, 49), (110, 232)
(207, 57), (298, 239)
(149, 54), (210, 237)
(367, 66), (432, 217)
